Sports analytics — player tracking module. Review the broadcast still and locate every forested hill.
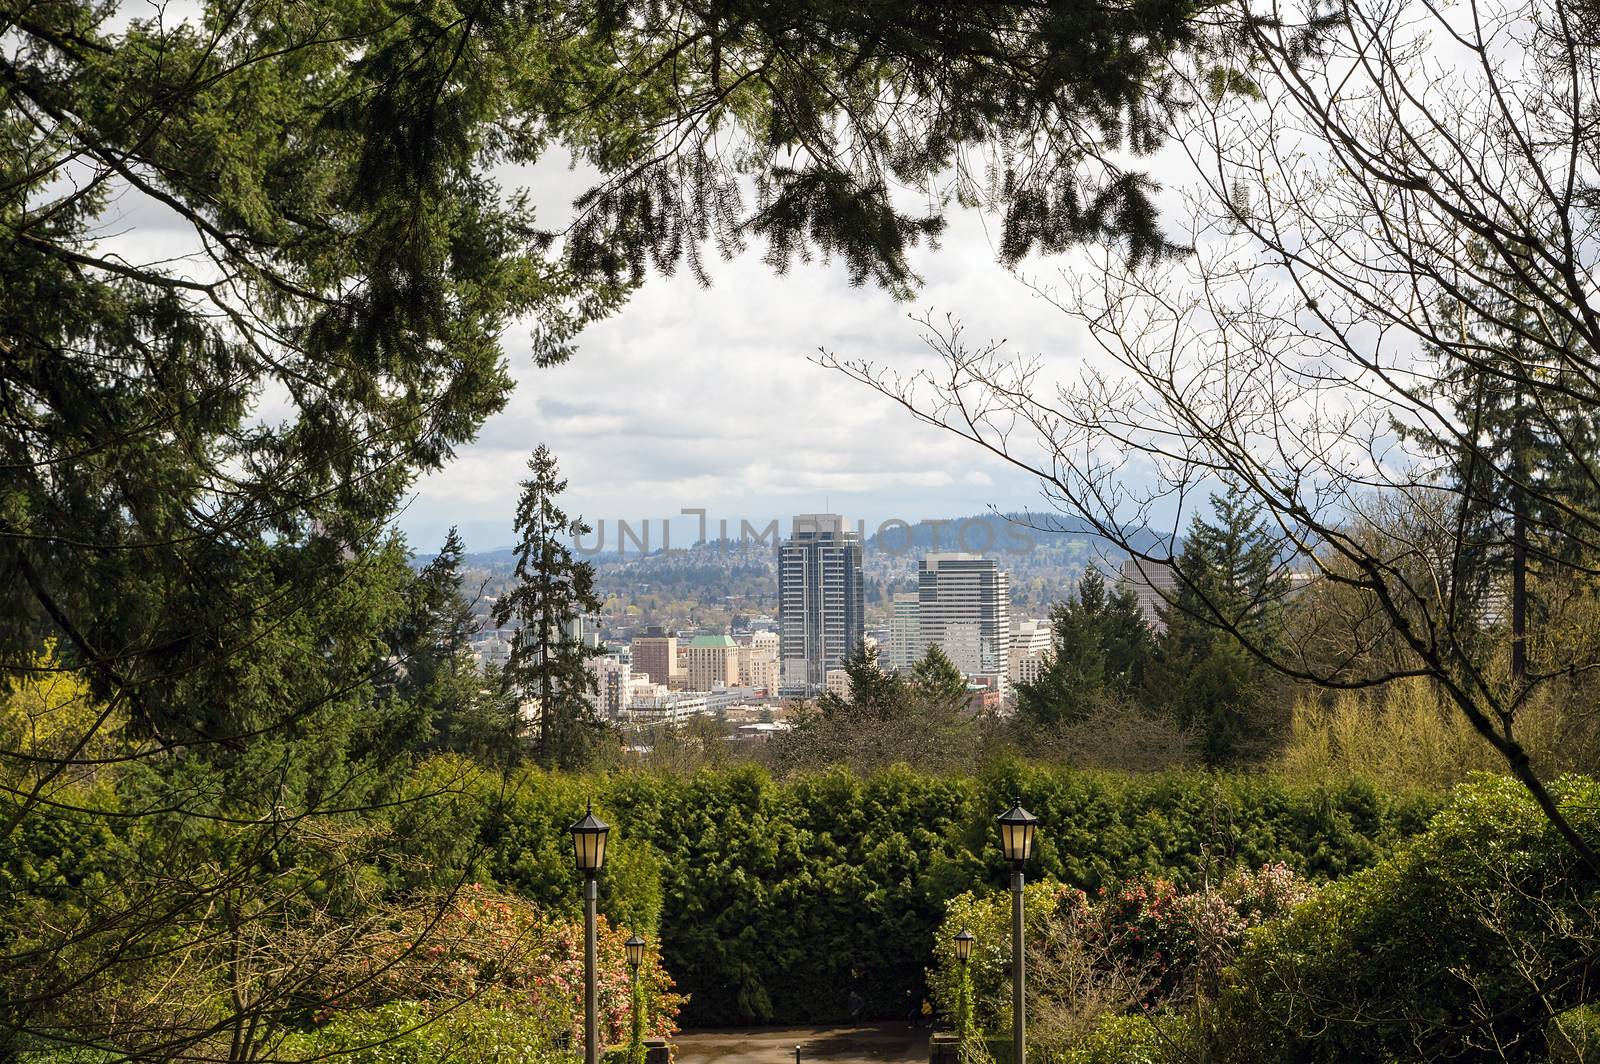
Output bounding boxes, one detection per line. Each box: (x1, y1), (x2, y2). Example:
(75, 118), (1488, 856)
(417, 513), (1173, 620)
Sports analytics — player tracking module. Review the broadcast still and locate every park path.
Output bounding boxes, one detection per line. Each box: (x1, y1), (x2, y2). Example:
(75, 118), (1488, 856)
(673, 1024), (931, 1064)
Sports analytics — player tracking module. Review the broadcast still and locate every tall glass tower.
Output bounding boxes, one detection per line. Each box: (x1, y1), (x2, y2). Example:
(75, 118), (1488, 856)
(778, 514), (864, 694)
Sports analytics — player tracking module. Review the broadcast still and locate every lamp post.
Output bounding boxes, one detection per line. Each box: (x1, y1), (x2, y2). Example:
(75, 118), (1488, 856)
(626, 933), (646, 971)
(571, 801), (611, 1064)
(954, 929), (974, 1036)
(996, 797), (1038, 1064)
(626, 933), (647, 1058)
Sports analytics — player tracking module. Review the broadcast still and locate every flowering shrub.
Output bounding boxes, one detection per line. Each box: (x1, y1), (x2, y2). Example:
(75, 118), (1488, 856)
(317, 884), (681, 1049)
(1101, 864), (1316, 999)
(933, 865), (1317, 1053)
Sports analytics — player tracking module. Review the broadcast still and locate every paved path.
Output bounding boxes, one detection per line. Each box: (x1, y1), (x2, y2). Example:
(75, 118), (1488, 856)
(673, 1024), (931, 1064)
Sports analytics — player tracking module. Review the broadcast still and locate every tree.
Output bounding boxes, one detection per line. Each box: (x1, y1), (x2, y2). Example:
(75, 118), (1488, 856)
(912, 644), (970, 713)
(393, 528), (514, 761)
(0, 0), (1250, 1052)
(493, 446), (605, 768)
(1017, 568), (1155, 729)
(824, 0), (1600, 869)
(1396, 278), (1600, 681)
(818, 639), (905, 721)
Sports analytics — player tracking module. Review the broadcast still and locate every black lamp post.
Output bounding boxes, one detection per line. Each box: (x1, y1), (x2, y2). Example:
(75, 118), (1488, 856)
(954, 929), (974, 1035)
(626, 934), (646, 971)
(996, 797), (1038, 1064)
(571, 801), (611, 1064)
(626, 933), (647, 1053)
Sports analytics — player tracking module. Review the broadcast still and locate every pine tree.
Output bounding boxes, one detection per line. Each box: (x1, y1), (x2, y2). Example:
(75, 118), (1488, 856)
(1396, 280), (1600, 679)
(912, 644), (970, 713)
(1149, 488), (1290, 764)
(492, 447), (604, 768)
(1016, 568), (1154, 729)
(819, 639), (905, 721)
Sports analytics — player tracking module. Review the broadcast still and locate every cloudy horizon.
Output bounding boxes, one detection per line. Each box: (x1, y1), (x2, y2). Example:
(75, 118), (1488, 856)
(398, 161), (1124, 556)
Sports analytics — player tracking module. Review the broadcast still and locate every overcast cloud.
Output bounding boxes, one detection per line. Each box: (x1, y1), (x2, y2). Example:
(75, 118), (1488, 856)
(402, 160), (1127, 554)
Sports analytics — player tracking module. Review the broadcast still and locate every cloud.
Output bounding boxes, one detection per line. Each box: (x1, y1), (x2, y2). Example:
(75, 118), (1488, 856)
(402, 194), (1110, 550)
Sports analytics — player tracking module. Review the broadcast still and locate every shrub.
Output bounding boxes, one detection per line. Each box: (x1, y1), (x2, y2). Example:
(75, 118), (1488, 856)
(280, 998), (568, 1064)
(314, 884), (680, 1048)
(460, 761), (1433, 1025)
(931, 864), (1316, 1058)
(1551, 1005), (1600, 1063)
(1062, 1013), (1194, 1064)
(1211, 774), (1600, 1062)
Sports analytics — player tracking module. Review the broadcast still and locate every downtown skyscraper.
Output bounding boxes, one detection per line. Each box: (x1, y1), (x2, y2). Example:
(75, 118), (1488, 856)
(778, 514), (864, 694)
(918, 553), (1011, 689)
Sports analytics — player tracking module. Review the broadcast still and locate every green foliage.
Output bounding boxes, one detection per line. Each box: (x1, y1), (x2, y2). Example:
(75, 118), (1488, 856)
(460, 763), (1433, 1026)
(1148, 488), (1292, 765)
(818, 640), (907, 721)
(929, 881), (1068, 1034)
(1062, 1013), (1193, 1064)
(1018, 569), (1156, 729)
(1551, 1005), (1600, 1063)
(913, 644), (971, 711)
(1211, 774), (1600, 1062)
(495, 446), (606, 768)
(277, 998), (568, 1064)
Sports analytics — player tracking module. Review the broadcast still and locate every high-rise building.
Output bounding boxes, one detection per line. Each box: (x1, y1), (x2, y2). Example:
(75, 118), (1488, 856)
(737, 633), (781, 694)
(778, 514), (864, 694)
(887, 593), (921, 669)
(586, 654), (632, 719)
(685, 634), (740, 690)
(631, 626), (679, 685)
(1121, 558), (1178, 632)
(1009, 617), (1054, 687)
(918, 553), (1011, 687)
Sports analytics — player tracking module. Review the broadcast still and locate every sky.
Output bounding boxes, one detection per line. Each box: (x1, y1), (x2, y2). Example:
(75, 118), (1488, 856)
(401, 159), (1113, 555)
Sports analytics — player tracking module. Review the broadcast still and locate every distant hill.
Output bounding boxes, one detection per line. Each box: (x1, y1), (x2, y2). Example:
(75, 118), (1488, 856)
(415, 510), (1176, 621)
(862, 511), (1170, 556)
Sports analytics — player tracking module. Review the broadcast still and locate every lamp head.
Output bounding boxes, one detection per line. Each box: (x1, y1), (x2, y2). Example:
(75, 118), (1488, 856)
(996, 796), (1039, 866)
(570, 800), (610, 874)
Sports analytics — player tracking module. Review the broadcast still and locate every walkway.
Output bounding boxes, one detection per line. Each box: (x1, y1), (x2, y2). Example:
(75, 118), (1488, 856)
(674, 1024), (931, 1064)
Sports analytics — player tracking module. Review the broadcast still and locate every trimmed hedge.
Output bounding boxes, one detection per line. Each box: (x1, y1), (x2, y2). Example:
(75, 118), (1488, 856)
(446, 761), (1436, 1026)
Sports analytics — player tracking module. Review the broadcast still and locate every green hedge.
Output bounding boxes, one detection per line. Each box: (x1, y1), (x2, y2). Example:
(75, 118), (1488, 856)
(1211, 774), (1600, 1062)
(442, 761), (1435, 1026)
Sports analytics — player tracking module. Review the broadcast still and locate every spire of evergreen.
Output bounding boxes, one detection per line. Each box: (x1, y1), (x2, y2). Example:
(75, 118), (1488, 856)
(492, 446), (605, 767)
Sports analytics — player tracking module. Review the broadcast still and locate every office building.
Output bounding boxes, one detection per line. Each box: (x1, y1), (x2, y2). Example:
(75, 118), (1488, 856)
(631, 626), (679, 685)
(586, 654), (632, 719)
(918, 553), (1011, 687)
(778, 514), (864, 694)
(887, 593), (921, 669)
(1121, 558), (1178, 632)
(1009, 617), (1054, 687)
(685, 634), (740, 691)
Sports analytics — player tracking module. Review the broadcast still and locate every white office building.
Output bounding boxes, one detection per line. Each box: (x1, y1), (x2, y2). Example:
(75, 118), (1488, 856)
(918, 553), (1011, 692)
(1009, 618), (1054, 687)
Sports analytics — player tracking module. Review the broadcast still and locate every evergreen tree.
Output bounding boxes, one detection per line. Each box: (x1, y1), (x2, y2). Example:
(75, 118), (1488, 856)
(1396, 279), (1600, 677)
(819, 639), (905, 721)
(493, 447), (604, 768)
(1149, 488), (1290, 764)
(912, 644), (970, 713)
(1016, 568), (1155, 729)
(388, 528), (518, 762)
